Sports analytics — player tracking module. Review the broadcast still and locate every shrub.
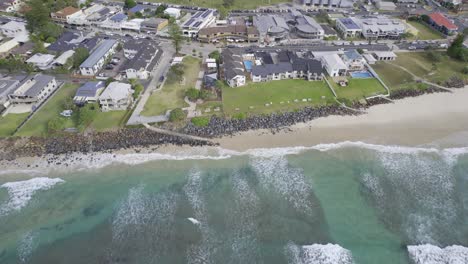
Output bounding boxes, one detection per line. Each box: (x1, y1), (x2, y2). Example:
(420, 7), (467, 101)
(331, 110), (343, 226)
(133, 84), (144, 99)
(232, 112), (247, 120)
(191, 116), (210, 127)
(169, 108), (186, 122)
(185, 88), (200, 101)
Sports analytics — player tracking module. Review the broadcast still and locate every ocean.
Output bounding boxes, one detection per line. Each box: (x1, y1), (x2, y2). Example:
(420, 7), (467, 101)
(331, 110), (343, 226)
(0, 142), (467, 264)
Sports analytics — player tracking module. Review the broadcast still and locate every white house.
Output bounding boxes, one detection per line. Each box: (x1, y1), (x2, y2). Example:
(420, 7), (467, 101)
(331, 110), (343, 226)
(0, 0), (23, 13)
(320, 54), (348, 77)
(26, 53), (56, 70)
(98, 82), (133, 111)
(51, 6), (83, 24)
(0, 38), (19, 54)
(372, 51), (397, 61)
(0, 21), (29, 42)
(335, 18), (362, 38)
(181, 9), (216, 37)
(164, 8), (181, 18)
(122, 41), (161, 79)
(8, 74), (57, 106)
(341, 50), (366, 71)
(80, 39), (118, 76)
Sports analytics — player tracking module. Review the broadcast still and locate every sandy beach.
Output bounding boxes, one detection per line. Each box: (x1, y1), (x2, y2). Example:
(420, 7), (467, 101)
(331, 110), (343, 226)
(217, 87), (468, 150)
(1, 87), (468, 172)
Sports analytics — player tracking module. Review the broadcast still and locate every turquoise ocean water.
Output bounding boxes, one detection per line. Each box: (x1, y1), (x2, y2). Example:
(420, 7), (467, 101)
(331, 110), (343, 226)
(0, 142), (467, 263)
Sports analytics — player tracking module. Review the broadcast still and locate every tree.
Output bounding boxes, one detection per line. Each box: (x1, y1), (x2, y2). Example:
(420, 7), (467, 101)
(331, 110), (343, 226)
(155, 5), (166, 16)
(72, 47), (90, 69)
(168, 23), (183, 54)
(124, 0), (137, 8)
(134, 11), (143, 18)
(462, 66), (468, 75)
(32, 38), (47, 54)
(447, 34), (468, 62)
(132, 83), (144, 99)
(105, 77), (116, 86)
(77, 103), (98, 129)
(166, 63), (185, 83)
(185, 88), (199, 101)
(169, 108), (186, 122)
(24, 0), (50, 33)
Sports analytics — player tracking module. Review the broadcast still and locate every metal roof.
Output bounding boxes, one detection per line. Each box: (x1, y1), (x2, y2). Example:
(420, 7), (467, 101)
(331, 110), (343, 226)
(75, 81), (105, 97)
(80, 39), (117, 68)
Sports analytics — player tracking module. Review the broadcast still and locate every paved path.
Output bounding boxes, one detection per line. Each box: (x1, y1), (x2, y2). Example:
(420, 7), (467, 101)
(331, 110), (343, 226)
(387, 63), (452, 92)
(142, 123), (211, 142)
(127, 42), (175, 125)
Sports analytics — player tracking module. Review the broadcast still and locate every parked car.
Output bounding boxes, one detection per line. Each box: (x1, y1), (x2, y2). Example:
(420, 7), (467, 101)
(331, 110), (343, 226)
(60, 110), (73, 117)
(408, 46), (417, 50)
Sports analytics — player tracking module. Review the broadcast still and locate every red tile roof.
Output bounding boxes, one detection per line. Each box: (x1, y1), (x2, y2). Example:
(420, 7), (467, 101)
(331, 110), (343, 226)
(429, 12), (458, 30)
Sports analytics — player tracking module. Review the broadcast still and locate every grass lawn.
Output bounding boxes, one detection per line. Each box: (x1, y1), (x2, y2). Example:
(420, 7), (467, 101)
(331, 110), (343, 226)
(16, 83), (79, 137)
(331, 78), (387, 101)
(90, 111), (128, 131)
(393, 52), (467, 84)
(407, 21), (444, 40)
(142, 56), (200, 116)
(222, 79), (335, 116)
(196, 101), (223, 116)
(0, 113), (29, 137)
(372, 62), (417, 91)
(143, 0), (289, 10)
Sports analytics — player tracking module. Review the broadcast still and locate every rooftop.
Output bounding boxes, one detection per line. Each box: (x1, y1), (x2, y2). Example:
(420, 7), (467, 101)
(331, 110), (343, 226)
(75, 81), (105, 98)
(14, 74), (55, 97)
(337, 18), (360, 30)
(80, 39), (117, 68)
(429, 12), (458, 30)
(54, 6), (81, 16)
(99, 82), (132, 101)
(251, 62), (293, 77)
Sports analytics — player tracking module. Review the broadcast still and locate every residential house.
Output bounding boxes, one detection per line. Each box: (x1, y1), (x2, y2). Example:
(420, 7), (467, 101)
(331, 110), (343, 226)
(290, 57), (323, 81)
(51, 6), (83, 24)
(205, 58), (217, 74)
(354, 16), (406, 40)
(294, 15), (324, 39)
(320, 54), (347, 77)
(341, 50), (365, 71)
(0, 21), (29, 42)
(79, 39), (118, 76)
(122, 40), (161, 79)
(302, 0), (354, 8)
(0, 75), (25, 106)
(222, 49), (246, 87)
(53, 50), (75, 68)
(251, 62), (294, 82)
(375, 1), (397, 11)
(8, 74), (57, 105)
(0, 0), (23, 12)
(26, 53), (55, 70)
(0, 37), (19, 55)
(336, 18), (362, 38)
(182, 9), (216, 37)
(198, 25), (259, 43)
(73, 81), (105, 106)
(98, 82), (133, 111)
(427, 12), (458, 35)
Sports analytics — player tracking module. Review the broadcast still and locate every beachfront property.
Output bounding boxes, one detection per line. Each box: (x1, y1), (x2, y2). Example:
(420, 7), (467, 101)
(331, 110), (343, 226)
(51, 6), (83, 24)
(341, 50), (365, 71)
(0, 0), (23, 13)
(98, 81), (133, 111)
(222, 49), (246, 87)
(181, 9), (216, 38)
(26, 53), (56, 70)
(0, 75), (25, 106)
(73, 81), (106, 106)
(122, 40), (161, 79)
(79, 39), (118, 76)
(7, 74), (57, 106)
(335, 18), (362, 38)
(318, 53), (348, 77)
(427, 12), (458, 35)
(198, 25), (259, 43)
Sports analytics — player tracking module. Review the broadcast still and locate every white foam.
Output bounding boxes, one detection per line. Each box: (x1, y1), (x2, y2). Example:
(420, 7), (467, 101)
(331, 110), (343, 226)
(17, 231), (36, 263)
(187, 217), (200, 225)
(286, 243), (354, 264)
(0, 177), (64, 216)
(3, 141), (468, 173)
(408, 244), (468, 264)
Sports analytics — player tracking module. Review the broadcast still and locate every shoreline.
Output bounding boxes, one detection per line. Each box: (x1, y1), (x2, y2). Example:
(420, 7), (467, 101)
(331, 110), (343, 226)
(1, 87), (468, 173)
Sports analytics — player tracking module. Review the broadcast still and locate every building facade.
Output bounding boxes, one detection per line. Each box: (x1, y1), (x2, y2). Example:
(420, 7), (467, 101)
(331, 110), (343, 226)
(79, 39), (118, 76)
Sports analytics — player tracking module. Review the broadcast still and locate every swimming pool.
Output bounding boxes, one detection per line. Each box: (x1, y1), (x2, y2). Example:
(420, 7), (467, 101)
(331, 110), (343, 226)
(350, 71), (373, 79)
(244, 60), (253, 72)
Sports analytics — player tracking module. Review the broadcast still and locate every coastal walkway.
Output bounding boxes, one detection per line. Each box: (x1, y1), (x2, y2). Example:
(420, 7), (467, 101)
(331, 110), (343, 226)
(387, 63), (452, 92)
(142, 123), (212, 142)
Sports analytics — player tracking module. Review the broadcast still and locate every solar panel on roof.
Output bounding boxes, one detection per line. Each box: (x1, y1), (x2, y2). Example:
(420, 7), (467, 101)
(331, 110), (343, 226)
(201, 10), (211, 18)
(193, 21), (202, 28)
(184, 18), (195, 26)
(192, 12), (201, 18)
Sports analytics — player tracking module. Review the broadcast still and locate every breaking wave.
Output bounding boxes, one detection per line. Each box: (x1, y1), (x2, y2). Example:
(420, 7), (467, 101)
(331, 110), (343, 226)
(285, 242), (354, 264)
(17, 231), (37, 263)
(0, 177), (64, 216)
(407, 244), (468, 264)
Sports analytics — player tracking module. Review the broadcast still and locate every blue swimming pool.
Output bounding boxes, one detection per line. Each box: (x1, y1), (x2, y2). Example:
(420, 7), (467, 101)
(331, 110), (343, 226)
(350, 71), (373, 79)
(244, 60), (253, 72)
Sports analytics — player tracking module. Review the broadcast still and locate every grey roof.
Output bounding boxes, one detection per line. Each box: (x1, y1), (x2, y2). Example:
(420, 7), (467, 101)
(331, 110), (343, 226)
(0, 78), (21, 98)
(75, 81), (105, 97)
(254, 15), (289, 35)
(122, 43), (160, 72)
(15, 74), (54, 97)
(338, 18), (360, 30)
(251, 62), (293, 77)
(296, 15), (323, 34)
(222, 49), (245, 80)
(291, 57), (323, 74)
(80, 39), (117, 68)
(343, 49), (363, 61)
(321, 24), (337, 35)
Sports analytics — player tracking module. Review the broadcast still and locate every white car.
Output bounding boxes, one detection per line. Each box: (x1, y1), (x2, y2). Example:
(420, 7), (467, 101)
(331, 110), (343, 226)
(60, 110), (73, 117)
(408, 46), (417, 50)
